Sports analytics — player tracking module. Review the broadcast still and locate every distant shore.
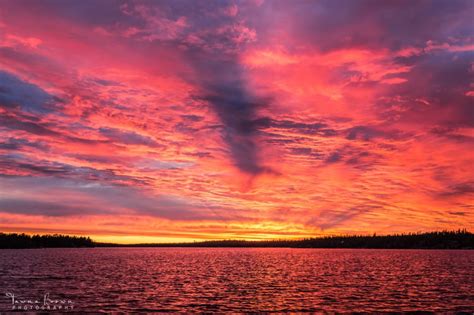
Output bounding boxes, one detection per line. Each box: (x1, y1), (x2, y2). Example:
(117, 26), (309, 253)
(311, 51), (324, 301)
(1, 230), (473, 249)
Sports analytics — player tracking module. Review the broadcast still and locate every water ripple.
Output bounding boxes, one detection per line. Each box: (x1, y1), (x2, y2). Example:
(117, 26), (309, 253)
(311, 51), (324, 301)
(0, 248), (473, 312)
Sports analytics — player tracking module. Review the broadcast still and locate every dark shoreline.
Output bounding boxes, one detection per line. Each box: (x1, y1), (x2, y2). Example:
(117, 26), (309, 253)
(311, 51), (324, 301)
(1, 230), (473, 249)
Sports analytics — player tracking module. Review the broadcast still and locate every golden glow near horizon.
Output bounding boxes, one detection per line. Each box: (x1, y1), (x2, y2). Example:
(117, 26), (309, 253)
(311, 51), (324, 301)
(0, 1), (473, 243)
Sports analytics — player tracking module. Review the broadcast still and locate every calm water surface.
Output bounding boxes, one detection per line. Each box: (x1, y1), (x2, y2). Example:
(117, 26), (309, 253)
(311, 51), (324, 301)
(0, 248), (472, 313)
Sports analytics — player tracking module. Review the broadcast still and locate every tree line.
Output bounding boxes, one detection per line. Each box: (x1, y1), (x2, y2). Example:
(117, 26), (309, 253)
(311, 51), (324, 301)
(103, 229), (474, 249)
(0, 233), (94, 248)
(1, 230), (472, 249)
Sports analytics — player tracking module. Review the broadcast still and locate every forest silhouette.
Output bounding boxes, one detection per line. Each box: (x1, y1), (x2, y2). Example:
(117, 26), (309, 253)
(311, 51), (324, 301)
(1, 230), (472, 249)
(0, 233), (94, 248)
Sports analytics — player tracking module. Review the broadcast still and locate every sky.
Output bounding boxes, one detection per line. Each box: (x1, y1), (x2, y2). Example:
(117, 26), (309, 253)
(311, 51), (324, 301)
(0, 0), (473, 243)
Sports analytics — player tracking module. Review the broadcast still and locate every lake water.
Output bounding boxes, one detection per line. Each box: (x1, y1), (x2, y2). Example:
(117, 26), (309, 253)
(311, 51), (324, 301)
(0, 248), (472, 312)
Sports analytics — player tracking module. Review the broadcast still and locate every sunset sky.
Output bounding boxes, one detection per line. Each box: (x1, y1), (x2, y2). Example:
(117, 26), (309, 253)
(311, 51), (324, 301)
(0, 0), (473, 243)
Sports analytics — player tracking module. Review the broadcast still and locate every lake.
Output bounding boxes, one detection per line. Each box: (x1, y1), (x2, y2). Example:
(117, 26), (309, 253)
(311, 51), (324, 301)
(0, 248), (472, 312)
